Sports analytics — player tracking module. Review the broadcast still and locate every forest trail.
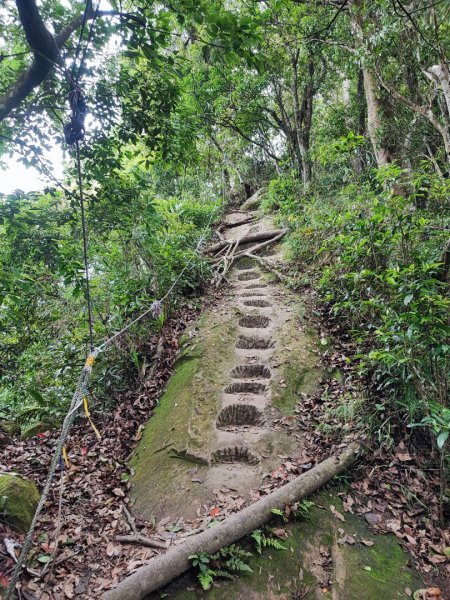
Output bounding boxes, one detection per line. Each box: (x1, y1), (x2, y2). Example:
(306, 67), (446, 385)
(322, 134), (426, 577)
(130, 194), (323, 520)
(127, 194), (422, 600)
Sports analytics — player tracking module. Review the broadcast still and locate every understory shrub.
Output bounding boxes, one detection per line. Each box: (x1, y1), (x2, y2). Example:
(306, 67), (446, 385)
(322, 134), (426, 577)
(270, 165), (449, 424)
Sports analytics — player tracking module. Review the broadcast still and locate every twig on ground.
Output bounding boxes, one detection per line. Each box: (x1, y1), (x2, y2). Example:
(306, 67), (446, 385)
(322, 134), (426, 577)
(115, 534), (167, 550)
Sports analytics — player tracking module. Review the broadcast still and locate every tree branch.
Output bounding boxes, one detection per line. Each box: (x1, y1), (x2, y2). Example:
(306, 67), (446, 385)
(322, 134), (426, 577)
(374, 66), (450, 160)
(218, 118), (281, 162)
(0, 0), (107, 122)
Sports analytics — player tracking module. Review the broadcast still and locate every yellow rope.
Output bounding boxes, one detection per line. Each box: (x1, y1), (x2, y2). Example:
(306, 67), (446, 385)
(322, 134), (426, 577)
(83, 396), (101, 440)
(85, 354), (96, 368)
(62, 446), (70, 468)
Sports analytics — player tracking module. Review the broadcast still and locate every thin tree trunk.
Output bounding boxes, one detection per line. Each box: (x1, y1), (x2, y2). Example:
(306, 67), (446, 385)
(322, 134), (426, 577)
(361, 67), (392, 167)
(351, 2), (393, 168)
(356, 67), (367, 174)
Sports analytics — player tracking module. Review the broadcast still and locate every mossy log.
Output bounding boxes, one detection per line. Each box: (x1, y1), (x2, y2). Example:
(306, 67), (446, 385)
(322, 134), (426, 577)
(103, 442), (363, 600)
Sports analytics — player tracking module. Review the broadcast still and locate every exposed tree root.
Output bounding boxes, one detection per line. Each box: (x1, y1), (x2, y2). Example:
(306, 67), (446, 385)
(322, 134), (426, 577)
(244, 252), (291, 285)
(103, 442), (363, 600)
(208, 229), (286, 254)
(211, 229), (286, 286)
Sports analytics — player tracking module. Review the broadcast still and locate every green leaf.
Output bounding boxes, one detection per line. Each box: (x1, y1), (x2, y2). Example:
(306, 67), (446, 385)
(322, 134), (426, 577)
(403, 293), (413, 306)
(436, 431), (449, 450)
(37, 555), (52, 564)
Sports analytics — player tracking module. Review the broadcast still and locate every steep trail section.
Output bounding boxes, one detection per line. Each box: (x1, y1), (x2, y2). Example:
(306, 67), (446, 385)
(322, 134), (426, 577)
(129, 201), (323, 521)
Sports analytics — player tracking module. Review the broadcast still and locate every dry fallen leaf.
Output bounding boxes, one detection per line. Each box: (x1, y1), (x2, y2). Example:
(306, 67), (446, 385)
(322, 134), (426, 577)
(330, 505), (345, 523)
(272, 528), (287, 538)
(337, 535), (355, 545)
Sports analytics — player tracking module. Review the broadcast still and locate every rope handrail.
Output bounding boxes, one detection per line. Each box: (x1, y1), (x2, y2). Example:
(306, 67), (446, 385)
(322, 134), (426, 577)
(3, 206), (218, 599)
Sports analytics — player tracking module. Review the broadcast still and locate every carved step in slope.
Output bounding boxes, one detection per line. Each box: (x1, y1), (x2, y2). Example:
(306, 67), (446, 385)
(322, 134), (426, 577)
(236, 260), (256, 271)
(212, 446), (260, 466)
(224, 382), (267, 394)
(217, 404), (265, 428)
(231, 364), (271, 379)
(236, 336), (274, 350)
(239, 316), (270, 328)
(240, 291), (267, 297)
(243, 299), (271, 307)
(238, 271), (260, 281)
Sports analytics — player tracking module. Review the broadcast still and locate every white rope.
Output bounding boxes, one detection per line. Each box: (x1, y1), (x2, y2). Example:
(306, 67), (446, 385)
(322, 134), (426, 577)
(97, 205), (219, 352)
(4, 203), (220, 599)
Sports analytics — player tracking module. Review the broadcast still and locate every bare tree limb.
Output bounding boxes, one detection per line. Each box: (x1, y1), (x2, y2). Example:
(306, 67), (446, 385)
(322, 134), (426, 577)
(374, 67), (450, 161)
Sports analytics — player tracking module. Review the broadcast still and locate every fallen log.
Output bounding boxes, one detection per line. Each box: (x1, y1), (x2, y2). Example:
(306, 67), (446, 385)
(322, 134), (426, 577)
(103, 442), (362, 600)
(208, 229), (286, 254)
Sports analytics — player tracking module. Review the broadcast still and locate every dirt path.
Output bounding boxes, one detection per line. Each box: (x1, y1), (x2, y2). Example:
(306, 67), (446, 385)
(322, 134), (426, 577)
(128, 196), (423, 600)
(129, 202), (322, 520)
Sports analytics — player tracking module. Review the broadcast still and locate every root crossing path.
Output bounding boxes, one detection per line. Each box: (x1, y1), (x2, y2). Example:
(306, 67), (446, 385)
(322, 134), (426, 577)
(129, 196), (323, 520)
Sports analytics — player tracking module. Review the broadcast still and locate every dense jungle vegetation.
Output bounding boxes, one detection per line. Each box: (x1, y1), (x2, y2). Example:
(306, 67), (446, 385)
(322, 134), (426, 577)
(0, 0), (449, 454)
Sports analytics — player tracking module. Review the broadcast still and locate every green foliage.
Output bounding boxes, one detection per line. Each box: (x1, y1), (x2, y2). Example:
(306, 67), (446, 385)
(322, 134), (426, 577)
(0, 165), (222, 425)
(272, 164), (449, 427)
(189, 544), (253, 590)
(410, 405), (450, 452)
(251, 528), (287, 554)
(294, 500), (315, 521)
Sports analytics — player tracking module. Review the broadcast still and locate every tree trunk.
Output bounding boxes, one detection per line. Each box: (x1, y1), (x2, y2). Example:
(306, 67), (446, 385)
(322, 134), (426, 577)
(291, 54), (314, 185)
(103, 443), (363, 600)
(351, 2), (393, 168)
(425, 63), (450, 121)
(356, 67), (367, 174)
(299, 58), (314, 185)
(361, 67), (392, 167)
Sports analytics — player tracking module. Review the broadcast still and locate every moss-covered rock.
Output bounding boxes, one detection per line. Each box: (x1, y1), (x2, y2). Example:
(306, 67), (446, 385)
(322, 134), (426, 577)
(130, 310), (239, 520)
(0, 420), (20, 436)
(0, 472), (40, 532)
(241, 189), (265, 211)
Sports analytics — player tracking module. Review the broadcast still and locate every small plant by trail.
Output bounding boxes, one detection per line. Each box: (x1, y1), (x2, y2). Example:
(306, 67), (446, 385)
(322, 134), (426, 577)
(188, 526), (288, 590)
(251, 528), (287, 553)
(189, 544), (253, 591)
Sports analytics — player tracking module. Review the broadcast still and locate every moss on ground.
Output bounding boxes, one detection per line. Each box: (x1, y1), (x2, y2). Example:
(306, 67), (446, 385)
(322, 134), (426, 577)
(151, 489), (421, 600)
(130, 309), (238, 520)
(271, 312), (323, 414)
